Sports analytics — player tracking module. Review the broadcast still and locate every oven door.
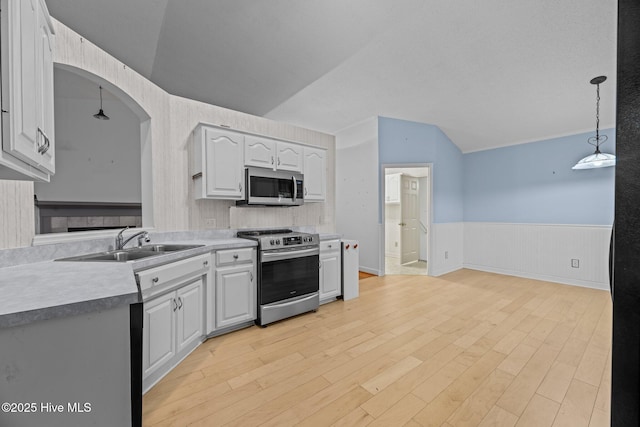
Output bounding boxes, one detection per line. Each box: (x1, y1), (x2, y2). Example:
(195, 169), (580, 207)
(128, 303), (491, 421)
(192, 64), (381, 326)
(260, 247), (319, 305)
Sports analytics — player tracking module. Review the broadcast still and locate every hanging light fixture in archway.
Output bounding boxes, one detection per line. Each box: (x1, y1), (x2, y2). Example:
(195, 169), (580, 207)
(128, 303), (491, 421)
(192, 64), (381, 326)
(93, 85), (110, 120)
(572, 76), (615, 169)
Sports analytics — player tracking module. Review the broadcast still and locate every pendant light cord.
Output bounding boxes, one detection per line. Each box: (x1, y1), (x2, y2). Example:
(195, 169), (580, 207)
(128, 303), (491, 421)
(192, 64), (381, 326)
(587, 80), (608, 150)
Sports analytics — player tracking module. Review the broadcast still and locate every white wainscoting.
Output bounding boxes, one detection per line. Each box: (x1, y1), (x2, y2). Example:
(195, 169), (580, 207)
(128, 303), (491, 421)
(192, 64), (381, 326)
(463, 222), (612, 290)
(430, 222), (464, 276)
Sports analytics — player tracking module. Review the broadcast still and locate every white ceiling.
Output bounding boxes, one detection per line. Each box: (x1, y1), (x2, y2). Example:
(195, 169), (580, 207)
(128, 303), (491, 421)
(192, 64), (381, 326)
(45, 0), (618, 153)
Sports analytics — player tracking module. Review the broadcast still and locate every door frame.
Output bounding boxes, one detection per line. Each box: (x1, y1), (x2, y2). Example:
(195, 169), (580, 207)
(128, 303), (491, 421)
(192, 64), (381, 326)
(380, 163), (433, 276)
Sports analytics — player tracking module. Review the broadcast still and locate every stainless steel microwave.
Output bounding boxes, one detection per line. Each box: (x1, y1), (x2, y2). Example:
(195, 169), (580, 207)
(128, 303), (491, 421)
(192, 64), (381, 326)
(237, 167), (304, 206)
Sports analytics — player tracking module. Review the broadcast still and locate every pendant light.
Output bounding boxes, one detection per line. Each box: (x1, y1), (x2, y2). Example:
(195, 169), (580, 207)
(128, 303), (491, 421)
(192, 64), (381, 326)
(93, 85), (110, 120)
(572, 76), (614, 169)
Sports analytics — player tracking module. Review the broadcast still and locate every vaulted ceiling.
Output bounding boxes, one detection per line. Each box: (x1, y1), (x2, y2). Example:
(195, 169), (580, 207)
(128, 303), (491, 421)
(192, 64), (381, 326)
(45, 0), (617, 153)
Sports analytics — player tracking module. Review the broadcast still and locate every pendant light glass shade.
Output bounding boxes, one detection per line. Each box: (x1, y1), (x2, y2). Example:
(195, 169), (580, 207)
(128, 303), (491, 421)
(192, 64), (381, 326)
(572, 150), (616, 169)
(573, 76), (614, 170)
(93, 86), (110, 120)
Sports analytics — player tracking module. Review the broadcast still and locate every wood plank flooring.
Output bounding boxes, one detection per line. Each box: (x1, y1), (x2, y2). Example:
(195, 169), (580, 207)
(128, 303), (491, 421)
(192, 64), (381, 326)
(142, 269), (612, 427)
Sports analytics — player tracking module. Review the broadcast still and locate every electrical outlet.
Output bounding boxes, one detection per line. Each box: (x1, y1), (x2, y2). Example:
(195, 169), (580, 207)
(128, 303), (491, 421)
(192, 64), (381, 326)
(204, 218), (216, 228)
(571, 259), (580, 268)
(445, 251), (449, 260)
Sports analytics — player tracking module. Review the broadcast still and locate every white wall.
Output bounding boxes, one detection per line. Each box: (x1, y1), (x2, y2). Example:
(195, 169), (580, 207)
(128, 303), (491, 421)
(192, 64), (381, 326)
(34, 95), (141, 203)
(336, 117), (379, 275)
(430, 222), (464, 276)
(464, 222), (611, 290)
(0, 19), (337, 249)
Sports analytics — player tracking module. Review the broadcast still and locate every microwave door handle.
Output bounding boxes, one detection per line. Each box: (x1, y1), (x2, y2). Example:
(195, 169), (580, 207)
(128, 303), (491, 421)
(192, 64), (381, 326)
(292, 176), (297, 201)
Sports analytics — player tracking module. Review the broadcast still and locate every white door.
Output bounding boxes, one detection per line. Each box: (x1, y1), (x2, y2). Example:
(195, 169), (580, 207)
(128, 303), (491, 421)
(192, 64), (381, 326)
(303, 147), (326, 201)
(35, 1), (55, 173)
(244, 135), (276, 169)
(320, 240), (341, 300)
(176, 279), (203, 354)
(142, 293), (176, 377)
(204, 128), (244, 198)
(276, 141), (303, 172)
(5, 0), (39, 167)
(216, 264), (255, 329)
(400, 175), (419, 265)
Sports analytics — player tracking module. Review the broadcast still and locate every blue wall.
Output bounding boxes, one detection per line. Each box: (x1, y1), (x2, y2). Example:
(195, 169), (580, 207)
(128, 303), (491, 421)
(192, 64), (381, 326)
(378, 117), (464, 223)
(463, 130), (615, 225)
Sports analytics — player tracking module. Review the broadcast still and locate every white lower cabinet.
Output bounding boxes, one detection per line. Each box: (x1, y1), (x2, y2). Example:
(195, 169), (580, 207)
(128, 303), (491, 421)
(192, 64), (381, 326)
(320, 239), (341, 303)
(216, 264), (255, 328)
(143, 292), (176, 378)
(139, 254), (209, 393)
(208, 247), (257, 333)
(176, 280), (204, 353)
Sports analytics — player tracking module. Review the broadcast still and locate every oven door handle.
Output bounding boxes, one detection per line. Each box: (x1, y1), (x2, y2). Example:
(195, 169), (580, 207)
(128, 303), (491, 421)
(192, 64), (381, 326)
(261, 247), (319, 262)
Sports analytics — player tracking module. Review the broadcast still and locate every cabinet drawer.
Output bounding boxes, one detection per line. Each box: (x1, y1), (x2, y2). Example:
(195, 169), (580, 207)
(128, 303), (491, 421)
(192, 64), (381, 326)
(216, 247), (254, 266)
(320, 240), (341, 253)
(137, 254), (211, 296)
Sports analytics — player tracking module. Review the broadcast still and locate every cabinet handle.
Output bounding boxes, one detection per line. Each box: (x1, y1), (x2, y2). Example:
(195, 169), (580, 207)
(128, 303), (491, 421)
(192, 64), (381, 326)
(152, 277), (159, 283)
(37, 128), (50, 154)
(250, 272), (254, 282)
(305, 187), (308, 196)
(239, 182), (243, 192)
(271, 156), (274, 165)
(328, 244), (332, 248)
(354, 244), (358, 249)
(278, 157), (281, 166)
(233, 254), (239, 259)
(173, 298), (178, 311)
(203, 260), (209, 267)
(177, 297), (183, 310)
(346, 244), (350, 249)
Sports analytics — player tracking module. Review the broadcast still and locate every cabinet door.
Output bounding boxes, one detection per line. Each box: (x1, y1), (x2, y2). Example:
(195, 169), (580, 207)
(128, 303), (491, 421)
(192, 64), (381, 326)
(276, 141), (303, 172)
(216, 264), (256, 329)
(385, 174), (400, 203)
(35, 0), (55, 173)
(320, 251), (341, 300)
(176, 279), (204, 354)
(303, 147), (326, 201)
(245, 135), (276, 169)
(2, 0), (54, 175)
(204, 128), (244, 198)
(3, 0), (39, 167)
(143, 293), (176, 377)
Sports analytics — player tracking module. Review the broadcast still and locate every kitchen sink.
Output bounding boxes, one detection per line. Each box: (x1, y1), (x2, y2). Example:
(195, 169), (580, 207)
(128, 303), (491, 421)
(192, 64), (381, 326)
(55, 244), (205, 262)
(139, 244), (204, 252)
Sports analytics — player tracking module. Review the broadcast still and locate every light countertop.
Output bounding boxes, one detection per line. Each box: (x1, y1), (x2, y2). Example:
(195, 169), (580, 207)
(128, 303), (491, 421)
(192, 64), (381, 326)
(0, 238), (256, 328)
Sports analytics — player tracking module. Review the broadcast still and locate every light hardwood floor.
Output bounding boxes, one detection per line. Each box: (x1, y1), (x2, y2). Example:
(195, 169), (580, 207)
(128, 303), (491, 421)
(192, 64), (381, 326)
(143, 269), (612, 427)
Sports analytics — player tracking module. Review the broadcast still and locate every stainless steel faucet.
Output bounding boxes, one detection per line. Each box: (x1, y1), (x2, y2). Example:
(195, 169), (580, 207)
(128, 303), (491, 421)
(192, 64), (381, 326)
(115, 227), (150, 250)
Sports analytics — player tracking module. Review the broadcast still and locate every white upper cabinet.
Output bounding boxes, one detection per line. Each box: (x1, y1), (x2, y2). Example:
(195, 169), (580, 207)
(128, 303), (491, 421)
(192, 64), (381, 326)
(0, 0), (55, 181)
(275, 141), (302, 172)
(194, 124), (326, 202)
(245, 136), (302, 172)
(192, 126), (245, 200)
(385, 173), (401, 203)
(244, 135), (276, 169)
(303, 146), (326, 201)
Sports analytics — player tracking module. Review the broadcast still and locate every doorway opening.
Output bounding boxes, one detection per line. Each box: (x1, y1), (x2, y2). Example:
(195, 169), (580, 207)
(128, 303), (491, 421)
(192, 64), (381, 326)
(382, 165), (431, 276)
(32, 64), (153, 243)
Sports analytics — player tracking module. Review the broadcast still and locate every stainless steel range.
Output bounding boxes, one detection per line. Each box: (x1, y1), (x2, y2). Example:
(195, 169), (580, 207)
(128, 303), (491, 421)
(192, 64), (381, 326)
(237, 229), (319, 326)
